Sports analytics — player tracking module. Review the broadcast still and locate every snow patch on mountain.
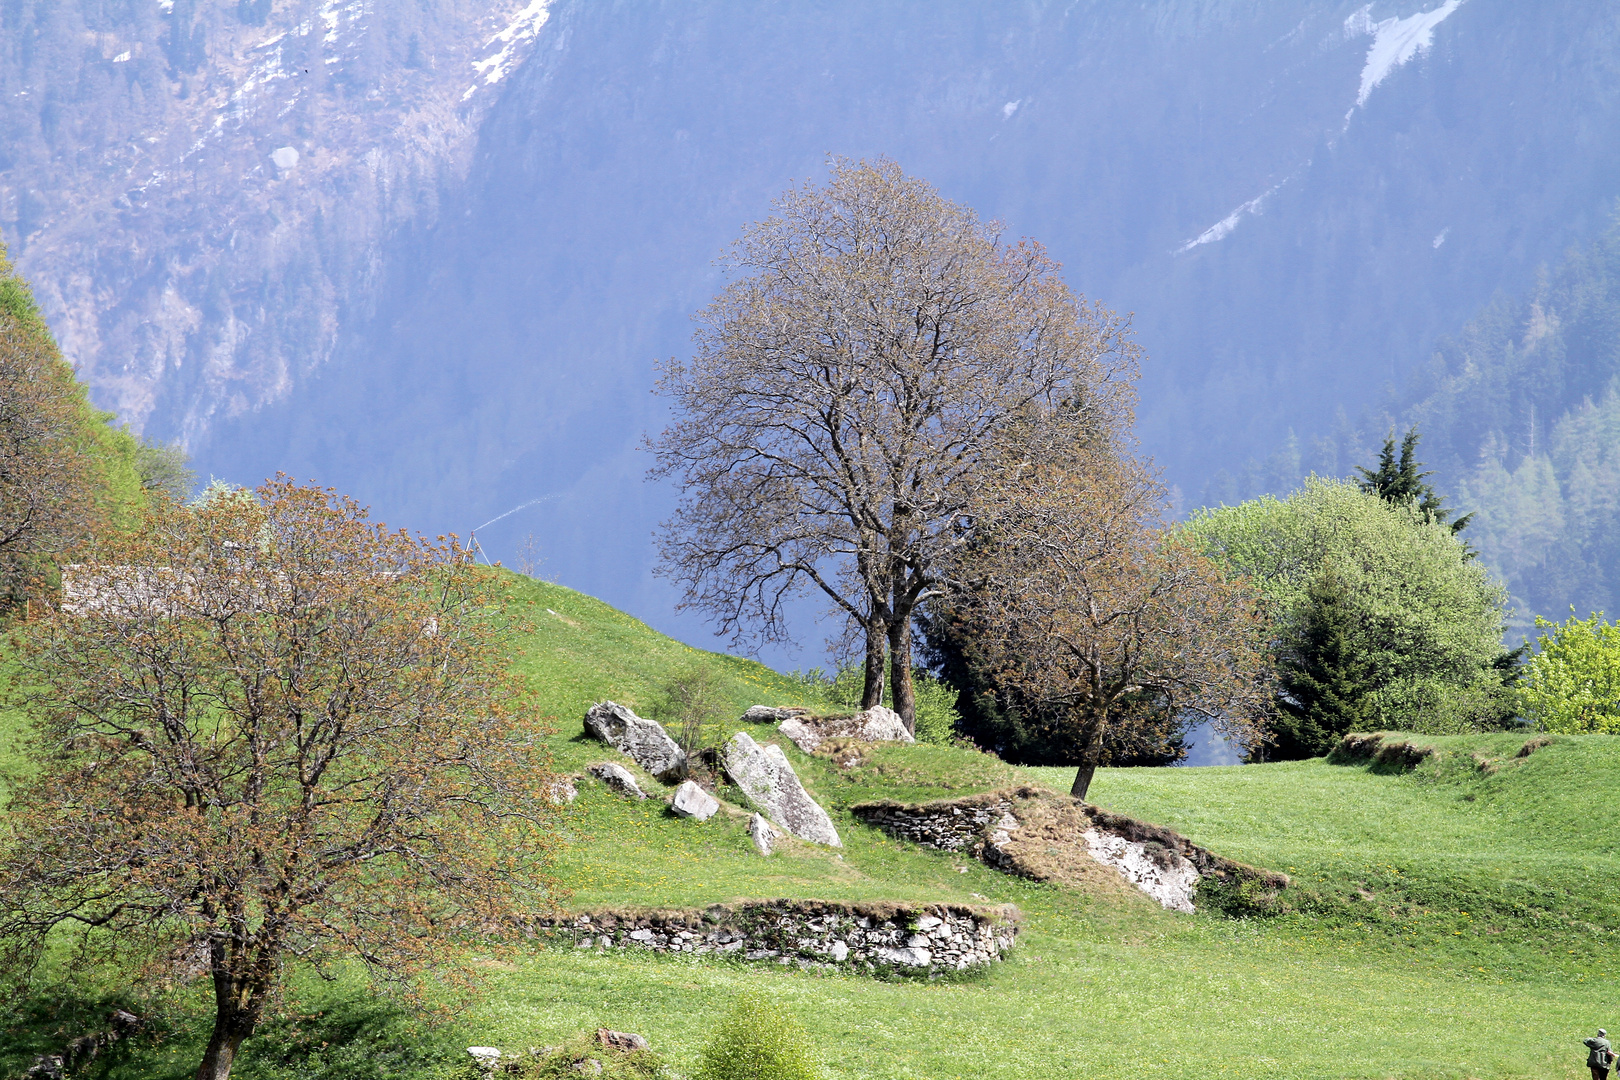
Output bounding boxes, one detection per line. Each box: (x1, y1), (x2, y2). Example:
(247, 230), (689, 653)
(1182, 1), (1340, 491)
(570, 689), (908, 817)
(1178, 183), (1282, 253)
(465, 0), (554, 101)
(1346, 0), (1466, 110)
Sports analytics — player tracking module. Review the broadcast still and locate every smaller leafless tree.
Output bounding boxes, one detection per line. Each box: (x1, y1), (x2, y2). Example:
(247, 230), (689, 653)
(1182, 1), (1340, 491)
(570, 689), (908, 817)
(958, 434), (1271, 799)
(650, 157), (1137, 734)
(0, 479), (562, 1080)
(515, 532), (545, 580)
(651, 662), (729, 766)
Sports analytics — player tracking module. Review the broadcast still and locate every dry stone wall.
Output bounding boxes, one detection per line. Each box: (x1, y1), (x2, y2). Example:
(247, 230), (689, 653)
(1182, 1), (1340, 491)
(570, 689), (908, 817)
(536, 900), (1018, 977)
(849, 789), (1028, 851)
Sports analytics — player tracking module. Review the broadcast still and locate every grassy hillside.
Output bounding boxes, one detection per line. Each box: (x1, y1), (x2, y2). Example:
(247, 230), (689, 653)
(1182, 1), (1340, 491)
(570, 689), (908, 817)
(4, 572), (1619, 1079)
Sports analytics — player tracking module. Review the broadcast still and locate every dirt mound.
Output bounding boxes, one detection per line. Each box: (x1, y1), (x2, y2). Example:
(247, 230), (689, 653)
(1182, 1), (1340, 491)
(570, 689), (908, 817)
(1327, 732), (1437, 770)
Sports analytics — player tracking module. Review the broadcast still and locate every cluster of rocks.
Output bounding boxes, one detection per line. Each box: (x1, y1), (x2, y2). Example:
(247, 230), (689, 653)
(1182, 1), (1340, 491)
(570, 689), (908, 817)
(581, 700), (911, 850)
(777, 705), (913, 753)
(537, 900), (1018, 976)
(1080, 826), (1201, 912)
(466, 1030), (650, 1077)
(853, 787), (1287, 914)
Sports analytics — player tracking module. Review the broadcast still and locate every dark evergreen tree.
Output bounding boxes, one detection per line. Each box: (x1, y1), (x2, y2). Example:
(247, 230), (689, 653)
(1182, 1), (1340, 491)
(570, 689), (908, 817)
(1272, 565), (1374, 759)
(1356, 426), (1474, 537)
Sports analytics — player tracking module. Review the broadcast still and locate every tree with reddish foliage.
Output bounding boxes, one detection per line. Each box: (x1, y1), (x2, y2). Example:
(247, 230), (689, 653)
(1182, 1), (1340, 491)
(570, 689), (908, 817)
(0, 479), (562, 1080)
(955, 432), (1271, 799)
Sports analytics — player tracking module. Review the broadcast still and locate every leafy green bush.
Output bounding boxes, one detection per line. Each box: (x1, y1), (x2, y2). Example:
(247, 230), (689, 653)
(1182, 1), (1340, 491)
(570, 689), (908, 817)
(1517, 610), (1620, 732)
(696, 994), (821, 1080)
(1183, 477), (1515, 754)
(650, 663), (730, 761)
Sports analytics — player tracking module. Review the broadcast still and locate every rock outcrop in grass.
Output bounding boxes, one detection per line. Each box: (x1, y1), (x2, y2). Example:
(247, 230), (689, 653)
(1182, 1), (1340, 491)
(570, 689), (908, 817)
(722, 732), (841, 847)
(776, 707), (914, 753)
(584, 701), (687, 781)
(852, 787), (1288, 914)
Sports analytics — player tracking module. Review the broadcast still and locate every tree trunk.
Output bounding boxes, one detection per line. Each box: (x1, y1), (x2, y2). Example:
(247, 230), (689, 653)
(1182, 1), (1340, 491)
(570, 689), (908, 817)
(1069, 720), (1105, 801)
(194, 1012), (252, 1080)
(859, 622), (887, 709)
(196, 962), (262, 1080)
(887, 618), (916, 735)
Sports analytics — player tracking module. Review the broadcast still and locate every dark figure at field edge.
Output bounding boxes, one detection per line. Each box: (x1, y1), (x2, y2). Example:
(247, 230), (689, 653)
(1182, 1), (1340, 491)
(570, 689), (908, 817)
(1585, 1028), (1614, 1079)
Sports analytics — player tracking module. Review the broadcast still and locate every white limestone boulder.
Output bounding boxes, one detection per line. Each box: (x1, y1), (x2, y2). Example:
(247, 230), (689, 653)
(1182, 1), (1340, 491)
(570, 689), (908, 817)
(777, 705), (915, 753)
(874, 945), (932, 967)
(587, 761), (649, 800)
(670, 780), (720, 821)
(748, 813), (779, 855)
(740, 705), (809, 724)
(722, 731), (841, 847)
(583, 701), (686, 781)
(467, 1047), (501, 1077)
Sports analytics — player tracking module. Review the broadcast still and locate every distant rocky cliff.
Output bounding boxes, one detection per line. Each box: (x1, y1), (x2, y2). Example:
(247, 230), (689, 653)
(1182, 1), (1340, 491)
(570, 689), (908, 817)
(0, 0), (549, 442)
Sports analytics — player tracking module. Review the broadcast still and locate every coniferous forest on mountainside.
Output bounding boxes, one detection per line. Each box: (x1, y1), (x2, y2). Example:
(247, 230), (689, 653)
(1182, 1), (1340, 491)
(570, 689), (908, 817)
(1218, 213), (1620, 639)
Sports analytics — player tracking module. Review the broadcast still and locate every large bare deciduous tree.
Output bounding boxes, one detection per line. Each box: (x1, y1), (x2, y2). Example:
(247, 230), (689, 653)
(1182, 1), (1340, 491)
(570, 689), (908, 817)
(958, 435), (1272, 798)
(0, 480), (561, 1080)
(650, 157), (1137, 731)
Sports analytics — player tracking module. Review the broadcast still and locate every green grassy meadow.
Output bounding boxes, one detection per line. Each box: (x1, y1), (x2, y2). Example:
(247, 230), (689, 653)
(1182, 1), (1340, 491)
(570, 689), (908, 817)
(3, 571), (1618, 1079)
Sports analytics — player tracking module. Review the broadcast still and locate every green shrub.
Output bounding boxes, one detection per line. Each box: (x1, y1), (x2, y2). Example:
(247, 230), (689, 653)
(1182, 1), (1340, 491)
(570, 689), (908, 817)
(650, 663), (730, 761)
(696, 994), (821, 1080)
(1183, 477), (1515, 755)
(1517, 610), (1620, 732)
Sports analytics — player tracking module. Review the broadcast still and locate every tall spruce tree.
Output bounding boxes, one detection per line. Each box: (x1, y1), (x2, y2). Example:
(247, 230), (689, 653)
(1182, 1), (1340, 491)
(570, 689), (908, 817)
(1356, 426), (1474, 538)
(1273, 565), (1373, 758)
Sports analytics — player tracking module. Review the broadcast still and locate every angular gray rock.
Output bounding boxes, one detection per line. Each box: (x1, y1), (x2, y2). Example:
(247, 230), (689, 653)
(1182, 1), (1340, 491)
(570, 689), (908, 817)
(740, 705), (810, 724)
(587, 761), (649, 800)
(874, 945), (932, 967)
(749, 812), (779, 855)
(595, 1030), (649, 1052)
(583, 701), (686, 781)
(722, 732), (841, 847)
(777, 706), (915, 753)
(670, 780), (720, 821)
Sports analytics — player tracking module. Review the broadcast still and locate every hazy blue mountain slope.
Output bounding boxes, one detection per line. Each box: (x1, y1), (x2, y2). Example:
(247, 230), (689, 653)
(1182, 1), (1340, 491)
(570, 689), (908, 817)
(1214, 213), (1620, 639)
(10, 1), (1620, 654)
(0, 0), (550, 440)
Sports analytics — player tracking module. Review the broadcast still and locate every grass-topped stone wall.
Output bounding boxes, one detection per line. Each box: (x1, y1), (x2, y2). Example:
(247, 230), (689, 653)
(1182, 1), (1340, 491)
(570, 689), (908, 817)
(531, 900), (1019, 977)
